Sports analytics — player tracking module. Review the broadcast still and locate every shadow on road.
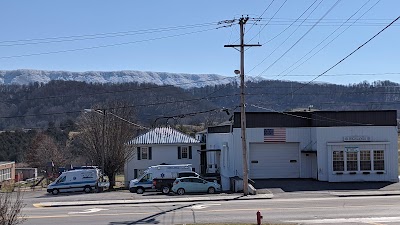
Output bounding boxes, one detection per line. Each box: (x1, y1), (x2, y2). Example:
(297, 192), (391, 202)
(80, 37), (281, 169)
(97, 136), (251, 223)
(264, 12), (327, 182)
(108, 203), (196, 224)
(253, 178), (397, 192)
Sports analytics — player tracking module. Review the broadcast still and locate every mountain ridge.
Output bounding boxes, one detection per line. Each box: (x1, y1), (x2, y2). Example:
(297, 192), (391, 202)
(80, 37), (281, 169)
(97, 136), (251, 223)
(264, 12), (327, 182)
(0, 69), (264, 88)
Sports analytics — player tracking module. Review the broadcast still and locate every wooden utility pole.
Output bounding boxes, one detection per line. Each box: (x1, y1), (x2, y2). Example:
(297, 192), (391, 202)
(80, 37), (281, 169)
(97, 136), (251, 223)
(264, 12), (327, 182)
(224, 16), (261, 195)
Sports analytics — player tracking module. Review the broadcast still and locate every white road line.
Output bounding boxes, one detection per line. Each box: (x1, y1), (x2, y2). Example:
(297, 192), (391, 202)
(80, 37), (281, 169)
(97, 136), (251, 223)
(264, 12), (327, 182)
(68, 208), (108, 214)
(191, 204), (221, 210)
(287, 216), (400, 224)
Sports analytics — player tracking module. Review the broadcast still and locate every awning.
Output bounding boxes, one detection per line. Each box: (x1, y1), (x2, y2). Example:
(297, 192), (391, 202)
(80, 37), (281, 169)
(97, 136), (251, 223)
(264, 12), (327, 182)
(197, 149), (221, 152)
(301, 150), (317, 153)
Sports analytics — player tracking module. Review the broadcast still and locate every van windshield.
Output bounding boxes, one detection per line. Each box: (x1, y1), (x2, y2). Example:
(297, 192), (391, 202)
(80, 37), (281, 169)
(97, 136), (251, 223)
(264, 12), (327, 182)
(139, 173), (152, 182)
(56, 176), (66, 183)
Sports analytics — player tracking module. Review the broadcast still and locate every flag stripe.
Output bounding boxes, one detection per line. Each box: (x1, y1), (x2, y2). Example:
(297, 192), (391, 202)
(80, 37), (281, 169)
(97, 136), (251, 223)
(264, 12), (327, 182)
(264, 128), (286, 142)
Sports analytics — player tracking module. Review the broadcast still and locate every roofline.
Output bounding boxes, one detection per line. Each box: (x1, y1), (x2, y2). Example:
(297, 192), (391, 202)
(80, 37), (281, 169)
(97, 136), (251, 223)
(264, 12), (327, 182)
(0, 161), (15, 166)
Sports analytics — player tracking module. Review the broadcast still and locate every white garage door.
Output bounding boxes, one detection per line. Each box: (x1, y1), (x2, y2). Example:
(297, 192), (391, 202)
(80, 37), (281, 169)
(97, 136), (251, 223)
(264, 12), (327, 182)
(250, 143), (299, 179)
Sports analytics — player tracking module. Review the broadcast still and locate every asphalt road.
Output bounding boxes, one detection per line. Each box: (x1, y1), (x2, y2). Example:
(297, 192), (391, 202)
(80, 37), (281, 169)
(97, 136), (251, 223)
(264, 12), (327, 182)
(21, 195), (400, 225)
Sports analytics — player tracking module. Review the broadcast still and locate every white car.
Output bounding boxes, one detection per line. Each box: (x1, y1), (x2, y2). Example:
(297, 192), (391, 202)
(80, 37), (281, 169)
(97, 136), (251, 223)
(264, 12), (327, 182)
(171, 177), (221, 195)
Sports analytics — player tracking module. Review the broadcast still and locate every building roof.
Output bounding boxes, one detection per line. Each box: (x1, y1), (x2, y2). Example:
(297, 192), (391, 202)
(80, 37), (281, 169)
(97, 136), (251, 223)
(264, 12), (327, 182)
(232, 110), (397, 128)
(128, 127), (200, 145)
(0, 161), (15, 165)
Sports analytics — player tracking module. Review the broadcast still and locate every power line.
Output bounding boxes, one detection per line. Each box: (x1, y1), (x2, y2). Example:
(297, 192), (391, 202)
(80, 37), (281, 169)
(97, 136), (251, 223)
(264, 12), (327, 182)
(276, 0), (381, 78)
(0, 93), (240, 119)
(0, 27), (218, 60)
(247, 0), (287, 43)
(258, 0), (342, 76)
(247, 0), (322, 74)
(237, 0), (275, 44)
(250, 104), (374, 126)
(249, 15), (400, 110)
(0, 22), (219, 47)
(295, 15), (400, 91)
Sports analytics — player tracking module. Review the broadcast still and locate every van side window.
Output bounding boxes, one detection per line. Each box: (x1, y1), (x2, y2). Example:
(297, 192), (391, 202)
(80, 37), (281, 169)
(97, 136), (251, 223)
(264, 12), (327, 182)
(57, 176), (66, 183)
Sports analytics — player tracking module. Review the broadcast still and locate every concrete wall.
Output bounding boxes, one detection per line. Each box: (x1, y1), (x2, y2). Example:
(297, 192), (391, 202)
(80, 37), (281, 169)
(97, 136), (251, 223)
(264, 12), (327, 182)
(316, 126), (398, 182)
(124, 144), (201, 185)
(207, 125), (398, 189)
(206, 132), (234, 191)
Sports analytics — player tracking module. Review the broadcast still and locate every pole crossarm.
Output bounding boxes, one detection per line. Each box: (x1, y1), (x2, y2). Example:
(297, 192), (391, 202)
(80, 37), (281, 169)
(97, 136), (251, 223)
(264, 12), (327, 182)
(224, 44), (262, 47)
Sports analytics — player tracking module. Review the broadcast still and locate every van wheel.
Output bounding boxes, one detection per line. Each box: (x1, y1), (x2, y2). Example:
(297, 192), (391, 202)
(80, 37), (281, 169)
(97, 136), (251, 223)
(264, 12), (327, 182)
(162, 186), (170, 194)
(177, 188), (185, 195)
(51, 189), (59, 195)
(208, 187), (216, 194)
(84, 186), (92, 193)
(136, 187), (145, 194)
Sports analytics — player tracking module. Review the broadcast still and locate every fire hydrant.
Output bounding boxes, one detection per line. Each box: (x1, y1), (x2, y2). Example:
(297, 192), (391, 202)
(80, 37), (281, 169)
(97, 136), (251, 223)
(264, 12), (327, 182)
(256, 211), (263, 225)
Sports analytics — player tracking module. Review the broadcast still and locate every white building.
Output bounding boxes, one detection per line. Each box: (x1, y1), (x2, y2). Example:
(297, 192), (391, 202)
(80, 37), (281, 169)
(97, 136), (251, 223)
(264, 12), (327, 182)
(124, 127), (202, 185)
(204, 110), (399, 191)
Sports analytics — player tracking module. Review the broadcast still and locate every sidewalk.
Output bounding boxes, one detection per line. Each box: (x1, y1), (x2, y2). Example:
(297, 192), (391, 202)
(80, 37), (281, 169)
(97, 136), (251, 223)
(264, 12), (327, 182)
(33, 193), (274, 208)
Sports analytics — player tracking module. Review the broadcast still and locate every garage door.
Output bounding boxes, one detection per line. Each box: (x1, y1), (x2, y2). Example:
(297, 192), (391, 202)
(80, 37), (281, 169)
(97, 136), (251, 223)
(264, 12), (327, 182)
(249, 143), (299, 179)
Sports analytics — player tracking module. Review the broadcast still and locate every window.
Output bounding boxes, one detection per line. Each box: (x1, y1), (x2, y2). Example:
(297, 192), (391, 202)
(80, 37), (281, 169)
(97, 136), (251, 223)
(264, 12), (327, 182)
(57, 176), (66, 183)
(360, 151), (371, 170)
(332, 149), (385, 173)
(141, 147), (148, 160)
(346, 152), (358, 171)
(137, 147), (152, 160)
(0, 168), (11, 182)
(181, 147), (188, 159)
(333, 151), (344, 171)
(374, 150), (384, 170)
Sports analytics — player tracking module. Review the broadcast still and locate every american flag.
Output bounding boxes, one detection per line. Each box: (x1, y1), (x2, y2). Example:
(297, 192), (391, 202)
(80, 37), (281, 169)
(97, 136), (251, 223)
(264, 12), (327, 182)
(264, 128), (286, 142)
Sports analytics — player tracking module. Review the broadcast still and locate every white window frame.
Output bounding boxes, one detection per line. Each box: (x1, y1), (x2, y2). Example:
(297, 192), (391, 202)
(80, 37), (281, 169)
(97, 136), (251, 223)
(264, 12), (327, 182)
(141, 147), (148, 160)
(373, 150), (385, 171)
(332, 151), (344, 172)
(360, 150), (372, 171)
(332, 149), (385, 173)
(181, 146), (188, 159)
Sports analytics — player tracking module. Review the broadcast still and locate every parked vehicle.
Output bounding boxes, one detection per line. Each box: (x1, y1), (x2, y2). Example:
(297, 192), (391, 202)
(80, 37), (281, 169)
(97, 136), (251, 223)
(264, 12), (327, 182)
(129, 164), (193, 194)
(153, 171), (200, 194)
(47, 169), (109, 195)
(171, 177), (221, 195)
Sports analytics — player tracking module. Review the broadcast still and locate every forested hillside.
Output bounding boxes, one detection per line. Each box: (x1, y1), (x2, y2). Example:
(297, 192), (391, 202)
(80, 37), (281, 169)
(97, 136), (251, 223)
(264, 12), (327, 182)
(1, 79), (400, 163)
(1, 79), (400, 131)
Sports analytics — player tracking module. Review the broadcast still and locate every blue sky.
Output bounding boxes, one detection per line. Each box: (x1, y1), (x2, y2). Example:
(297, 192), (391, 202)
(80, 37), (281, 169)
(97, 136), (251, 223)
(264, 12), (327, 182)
(0, 0), (399, 85)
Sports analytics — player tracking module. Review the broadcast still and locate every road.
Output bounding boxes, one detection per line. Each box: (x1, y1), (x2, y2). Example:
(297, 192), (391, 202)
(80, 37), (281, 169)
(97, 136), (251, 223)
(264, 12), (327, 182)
(21, 195), (400, 225)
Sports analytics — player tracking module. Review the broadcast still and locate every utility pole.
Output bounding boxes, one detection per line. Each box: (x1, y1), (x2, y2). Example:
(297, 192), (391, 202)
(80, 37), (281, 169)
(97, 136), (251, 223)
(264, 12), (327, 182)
(101, 109), (106, 178)
(224, 16), (261, 195)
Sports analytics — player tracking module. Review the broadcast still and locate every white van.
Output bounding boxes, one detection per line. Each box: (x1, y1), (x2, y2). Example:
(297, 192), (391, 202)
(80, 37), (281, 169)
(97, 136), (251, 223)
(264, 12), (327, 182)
(129, 164), (192, 194)
(47, 169), (108, 195)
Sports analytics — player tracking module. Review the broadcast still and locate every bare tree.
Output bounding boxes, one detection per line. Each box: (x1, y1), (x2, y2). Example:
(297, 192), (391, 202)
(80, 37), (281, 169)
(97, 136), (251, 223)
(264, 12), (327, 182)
(0, 191), (25, 225)
(77, 103), (138, 188)
(25, 133), (67, 171)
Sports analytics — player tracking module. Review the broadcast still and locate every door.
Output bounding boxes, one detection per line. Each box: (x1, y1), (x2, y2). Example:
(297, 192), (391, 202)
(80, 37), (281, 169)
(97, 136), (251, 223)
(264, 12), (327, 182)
(302, 152), (318, 179)
(249, 143), (300, 179)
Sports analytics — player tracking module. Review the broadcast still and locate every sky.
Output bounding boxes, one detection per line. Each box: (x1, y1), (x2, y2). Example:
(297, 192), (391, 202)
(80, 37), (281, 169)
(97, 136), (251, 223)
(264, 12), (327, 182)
(0, 0), (399, 85)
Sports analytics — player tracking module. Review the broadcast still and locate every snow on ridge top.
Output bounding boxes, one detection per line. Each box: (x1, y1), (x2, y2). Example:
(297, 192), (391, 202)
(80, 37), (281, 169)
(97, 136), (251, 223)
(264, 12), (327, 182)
(0, 69), (263, 88)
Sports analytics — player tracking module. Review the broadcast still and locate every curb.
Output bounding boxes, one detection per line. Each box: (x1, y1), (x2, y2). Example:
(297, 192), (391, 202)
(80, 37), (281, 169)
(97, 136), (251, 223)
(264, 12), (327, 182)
(33, 194), (274, 208)
(330, 191), (400, 197)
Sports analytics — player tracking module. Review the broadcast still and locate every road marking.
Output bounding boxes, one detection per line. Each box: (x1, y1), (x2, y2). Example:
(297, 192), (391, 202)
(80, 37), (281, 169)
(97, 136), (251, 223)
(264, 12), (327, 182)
(26, 212), (150, 219)
(68, 208), (108, 214)
(25, 203), (400, 220)
(286, 216), (400, 224)
(191, 204), (221, 210)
